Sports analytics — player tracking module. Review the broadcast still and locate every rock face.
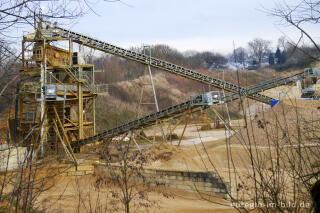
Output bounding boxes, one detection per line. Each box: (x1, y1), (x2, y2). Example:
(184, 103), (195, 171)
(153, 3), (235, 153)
(0, 146), (27, 170)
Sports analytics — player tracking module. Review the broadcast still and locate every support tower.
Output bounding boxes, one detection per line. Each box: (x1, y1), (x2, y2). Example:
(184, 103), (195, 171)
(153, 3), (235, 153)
(10, 22), (97, 159)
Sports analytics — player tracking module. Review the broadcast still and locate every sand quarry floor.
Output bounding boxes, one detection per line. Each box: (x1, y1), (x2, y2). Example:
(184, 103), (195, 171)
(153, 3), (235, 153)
(37, 175), (235, 213)
(9, 96), (320, 212)
(34, 124), (245, 212)
(34, 119), (255, 212)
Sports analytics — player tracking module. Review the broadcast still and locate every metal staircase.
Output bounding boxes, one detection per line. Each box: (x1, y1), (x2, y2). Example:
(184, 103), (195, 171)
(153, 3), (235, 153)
(64, 67), (96, 94)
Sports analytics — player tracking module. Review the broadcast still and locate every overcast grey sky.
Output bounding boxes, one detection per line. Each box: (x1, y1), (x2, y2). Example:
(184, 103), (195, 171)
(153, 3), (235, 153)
(66, 0), (320, 54)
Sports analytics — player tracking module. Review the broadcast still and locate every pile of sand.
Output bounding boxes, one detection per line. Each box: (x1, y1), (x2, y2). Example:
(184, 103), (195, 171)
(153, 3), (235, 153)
(143, 143), (179, 162)
(230, 100), (320, 146)
(282, 99), (320, 109)
(142, 143), (205, 171)
(262, 85), (301, 99)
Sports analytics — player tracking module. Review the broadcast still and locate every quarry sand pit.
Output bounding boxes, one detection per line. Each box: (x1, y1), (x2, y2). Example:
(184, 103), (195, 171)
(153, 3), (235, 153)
(230, 100), (320, 146)
(35, 141), (236, 212)
(1, 9), (319, 212)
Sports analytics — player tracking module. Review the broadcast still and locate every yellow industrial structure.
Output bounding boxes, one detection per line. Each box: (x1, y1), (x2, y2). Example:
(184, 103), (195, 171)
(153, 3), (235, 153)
(10, 22), (96, 161)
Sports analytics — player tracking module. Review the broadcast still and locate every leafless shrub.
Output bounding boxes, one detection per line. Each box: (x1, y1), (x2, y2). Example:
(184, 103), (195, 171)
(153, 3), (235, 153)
(97, 138), (169, 213)
(194, 97), (320, 212)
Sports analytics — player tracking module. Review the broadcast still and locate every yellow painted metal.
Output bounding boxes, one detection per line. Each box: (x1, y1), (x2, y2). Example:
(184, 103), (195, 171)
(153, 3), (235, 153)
(177, 109), (192, 147)
(93, 98), (96, 135)
(32, 107), (48, 152)
(53, 119), (75, 162)
(53, 106), (77, 165)
(11, 23), (97, 157)
(78, 63), (84, 140)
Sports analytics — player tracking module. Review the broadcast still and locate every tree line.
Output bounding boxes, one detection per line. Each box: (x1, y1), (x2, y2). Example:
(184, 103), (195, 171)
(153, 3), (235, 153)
(233, 36), (319, 70)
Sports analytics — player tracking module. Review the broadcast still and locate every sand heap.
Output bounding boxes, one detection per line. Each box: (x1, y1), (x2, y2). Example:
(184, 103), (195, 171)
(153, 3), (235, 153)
(143, 143), (178, 162)
(142, 143), (205, 171)
(230, 100), (320, 146)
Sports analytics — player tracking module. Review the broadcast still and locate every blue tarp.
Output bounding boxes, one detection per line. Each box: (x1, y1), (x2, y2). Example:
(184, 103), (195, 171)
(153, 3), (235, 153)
(271, 98), (318, 108)
(270, 99), (280, 108)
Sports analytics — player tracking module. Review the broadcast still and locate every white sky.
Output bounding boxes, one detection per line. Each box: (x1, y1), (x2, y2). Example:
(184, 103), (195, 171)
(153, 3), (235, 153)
(13, 0), (320, 55)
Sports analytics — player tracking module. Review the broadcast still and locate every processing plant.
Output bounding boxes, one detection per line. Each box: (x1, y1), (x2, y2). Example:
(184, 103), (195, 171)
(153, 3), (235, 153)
(8, 22), (320, 162)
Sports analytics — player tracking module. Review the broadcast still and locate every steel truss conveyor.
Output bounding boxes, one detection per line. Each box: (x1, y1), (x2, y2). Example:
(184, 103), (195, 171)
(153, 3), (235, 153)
(77, 68), (318, 147)
(43, 24), (318, 146)
(51, 25), (272, 104)
(77, 92), (218, 147)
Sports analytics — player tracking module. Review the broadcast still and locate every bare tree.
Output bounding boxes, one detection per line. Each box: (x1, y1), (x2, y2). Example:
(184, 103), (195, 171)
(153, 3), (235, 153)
(248, 38), (272, 66)
(0, 0), (87, 37)
(0, 0), (117, 99)
(193, 97), (320, 212)
(233, 47), (248, 67)
(97, 138), (168, 213)
(200, 51), (227, 69)
(0, 40), (18, 107)
(0, 1), (122, 212)
(277, 36), (289, 52)
(266, 0), (320, 61)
